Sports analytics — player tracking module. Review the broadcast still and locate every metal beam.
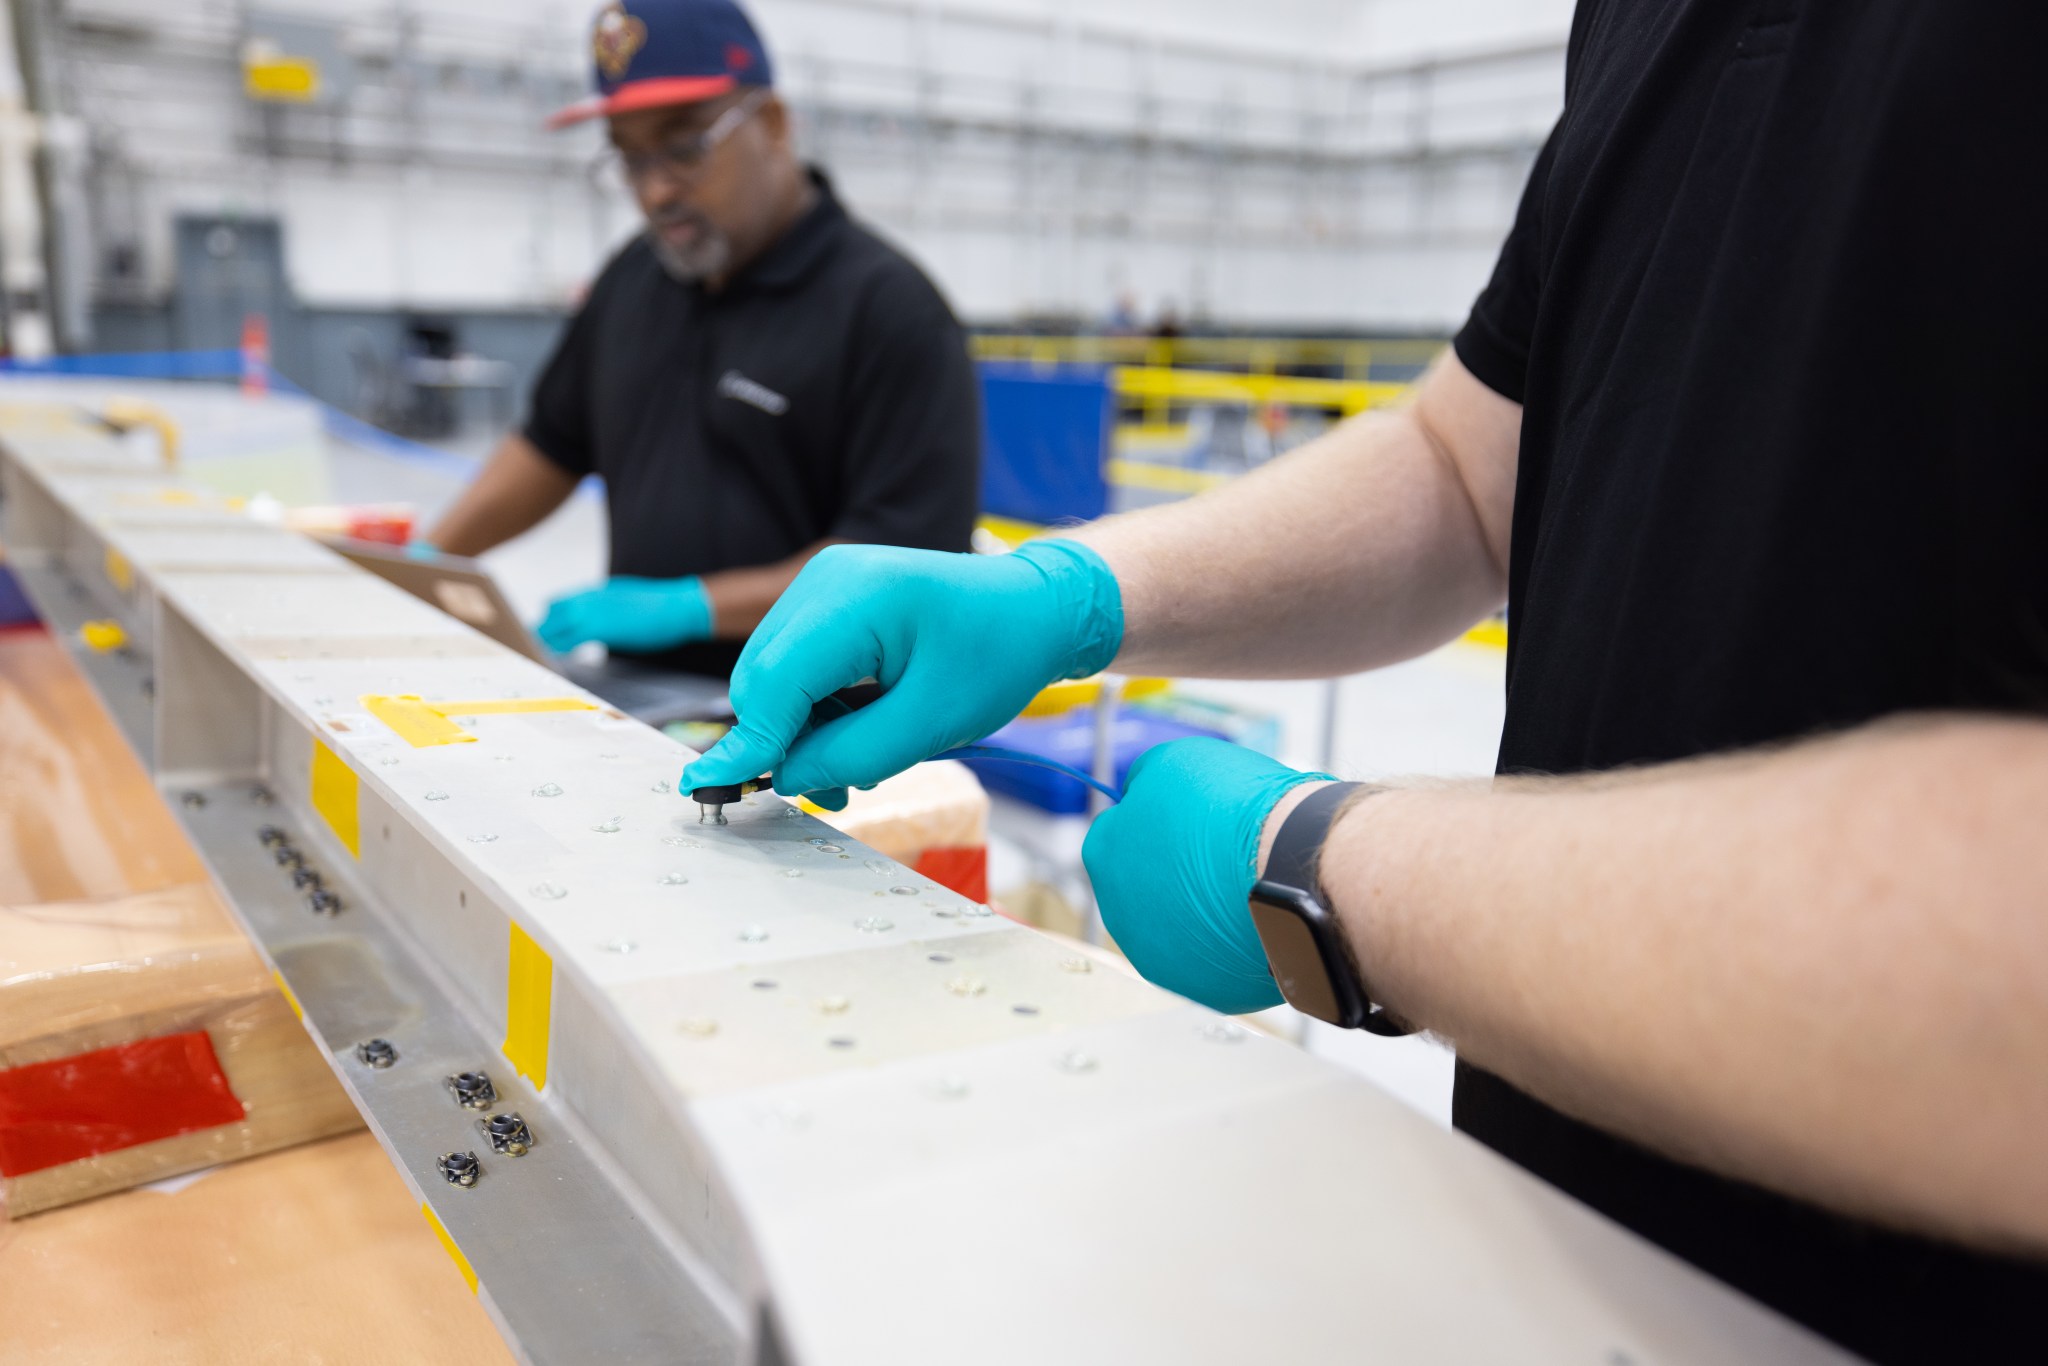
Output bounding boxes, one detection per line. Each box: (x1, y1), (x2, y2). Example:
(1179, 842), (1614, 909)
(0, 388), (1859, 1365)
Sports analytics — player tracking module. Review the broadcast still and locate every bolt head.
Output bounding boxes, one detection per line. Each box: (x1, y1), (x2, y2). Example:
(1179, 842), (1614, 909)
(437, 1151), (481, 1187)
(355, 1038), (398, 1068)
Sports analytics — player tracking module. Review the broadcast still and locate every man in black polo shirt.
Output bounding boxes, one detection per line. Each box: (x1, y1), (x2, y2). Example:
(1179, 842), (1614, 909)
(684, 0), (2048, 1359)
(424, 0), (978, 680)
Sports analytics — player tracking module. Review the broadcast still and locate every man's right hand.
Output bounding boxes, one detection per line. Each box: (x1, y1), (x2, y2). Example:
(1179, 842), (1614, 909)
(681, 540), (1124, 810)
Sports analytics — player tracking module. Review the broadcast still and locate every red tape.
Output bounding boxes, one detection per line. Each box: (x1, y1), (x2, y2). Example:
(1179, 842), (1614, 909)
(0, 1030), (246, 1178)
(913, 845), (988, 904)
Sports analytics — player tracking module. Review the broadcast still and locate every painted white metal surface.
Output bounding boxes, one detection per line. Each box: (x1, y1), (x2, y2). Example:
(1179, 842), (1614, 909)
(0, 388), (1861, 1365)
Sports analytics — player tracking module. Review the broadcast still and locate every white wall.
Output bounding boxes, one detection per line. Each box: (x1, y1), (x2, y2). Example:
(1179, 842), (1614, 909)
(49, 0), (1571, 330)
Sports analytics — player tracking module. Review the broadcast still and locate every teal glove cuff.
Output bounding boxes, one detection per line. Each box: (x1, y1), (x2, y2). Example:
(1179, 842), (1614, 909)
(1010, 538), (1126, 682)
(536, 575), (713, 655)
(1084, 738), (1333, 1015)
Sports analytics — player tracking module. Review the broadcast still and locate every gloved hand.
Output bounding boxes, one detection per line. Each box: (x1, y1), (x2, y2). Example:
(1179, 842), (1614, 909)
(536, 575), (713, 654)
(1083, 738), (1331, 1014)
(681, 540), (1123, 810)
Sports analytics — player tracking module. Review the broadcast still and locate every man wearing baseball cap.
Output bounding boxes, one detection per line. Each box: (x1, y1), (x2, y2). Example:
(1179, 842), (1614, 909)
(423, 0), (980, 682)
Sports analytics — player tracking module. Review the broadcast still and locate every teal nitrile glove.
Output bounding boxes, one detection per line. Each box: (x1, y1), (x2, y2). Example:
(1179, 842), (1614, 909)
(681, 540), (1123, 811)
(536, 575), (713, 654)
(1083, 737), (1332, 1014)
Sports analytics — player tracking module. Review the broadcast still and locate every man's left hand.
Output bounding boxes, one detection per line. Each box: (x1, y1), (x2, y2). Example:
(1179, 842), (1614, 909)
(1083, 737), (1330, 1015)
(536, 575), (713, 654)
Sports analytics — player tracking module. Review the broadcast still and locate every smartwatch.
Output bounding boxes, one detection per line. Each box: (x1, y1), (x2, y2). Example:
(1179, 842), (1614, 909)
(1248, 781), (1413, 1036)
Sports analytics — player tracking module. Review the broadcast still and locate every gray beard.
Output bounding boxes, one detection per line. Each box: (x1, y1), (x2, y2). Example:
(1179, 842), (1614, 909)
(648, 223), (732, 284)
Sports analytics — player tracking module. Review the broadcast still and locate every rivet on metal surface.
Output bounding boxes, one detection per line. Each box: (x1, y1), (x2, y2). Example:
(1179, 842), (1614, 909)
(817, 995), (851, 1015)
(355, 1038), (399, 1069)
(438, 1151), (482, 1187)
(481, 1112), (533, 1157)
(425, 790), (451, 802)
(467, 833), (499, 844)
(532, 782), (563, 798)
(888, 885), (919, 897)
(273, 845), (304, 869)
(531, 881), (567, 900)
(445, 1071), (497, 1110)
(1012, 1004), (1041, 1017)
(927, 952), (954, 964)
(679, 1017), (719, 1038)
(1058, 955), (1094, 974)
(307, 889), (343, 915)
(1055, 1049), (1099, 1074)
(248, 785), (273, 806)
(751, 979), (779, 991)
(853, 916), (893, 933)
(826, 1036), (856, 1050)
(257, 825), (288, 848)
(946, 976), (986, 998)
(291, 867), (322, 891)
(179, 791), (206, 809)
(592, 816), (622, 833)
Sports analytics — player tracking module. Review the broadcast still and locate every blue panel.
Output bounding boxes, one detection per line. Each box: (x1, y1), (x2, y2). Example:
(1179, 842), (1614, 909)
(978, 362), (1112, 525)
(961, 707), (1224, 815)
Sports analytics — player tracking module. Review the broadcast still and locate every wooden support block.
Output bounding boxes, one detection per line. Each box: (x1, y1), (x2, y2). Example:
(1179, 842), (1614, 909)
(0, 628), (361, 1217)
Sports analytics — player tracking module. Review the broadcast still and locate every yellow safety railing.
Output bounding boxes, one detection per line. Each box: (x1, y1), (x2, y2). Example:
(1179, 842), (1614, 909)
(973, 333), (1446, 379)
(1110, 366), (1409, 419)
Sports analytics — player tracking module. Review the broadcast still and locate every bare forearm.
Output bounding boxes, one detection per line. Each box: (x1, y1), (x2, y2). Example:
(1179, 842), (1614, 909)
(1321, 716), (2048, 1253)
(703, 540), (838, 638)
(1066, 352), (1520, 678)
(425, 432), (579, 557)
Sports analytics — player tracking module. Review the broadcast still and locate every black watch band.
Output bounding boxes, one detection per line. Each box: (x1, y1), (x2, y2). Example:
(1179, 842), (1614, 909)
(1249, 782), (1413, 1036)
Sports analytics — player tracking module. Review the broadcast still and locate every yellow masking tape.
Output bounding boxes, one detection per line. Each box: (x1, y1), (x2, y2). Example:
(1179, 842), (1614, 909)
(361, 694), (599, 748)
(309, 739), (361, 858)
(103, 547), (133, 593)
(271, 969), (304, 1022)
(421, 1203), (479, 1295)
(80, 619), (127, 653)
(503, 922), (554, 1090)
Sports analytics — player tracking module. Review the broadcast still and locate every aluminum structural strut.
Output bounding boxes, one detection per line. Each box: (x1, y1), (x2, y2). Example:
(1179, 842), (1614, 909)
(0, 393), (1859, 1366)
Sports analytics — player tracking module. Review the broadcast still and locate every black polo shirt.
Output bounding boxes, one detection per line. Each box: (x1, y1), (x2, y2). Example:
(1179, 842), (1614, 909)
(1452, 1), (2048, 1360)
(523, 170), (980, 678)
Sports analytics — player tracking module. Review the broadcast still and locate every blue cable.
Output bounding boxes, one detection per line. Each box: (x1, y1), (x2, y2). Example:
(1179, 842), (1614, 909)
(937, 745), (1122, 804)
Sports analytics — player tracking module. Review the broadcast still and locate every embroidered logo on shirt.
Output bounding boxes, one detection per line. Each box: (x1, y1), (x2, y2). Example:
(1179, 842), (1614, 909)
(717, 370), (790, 416)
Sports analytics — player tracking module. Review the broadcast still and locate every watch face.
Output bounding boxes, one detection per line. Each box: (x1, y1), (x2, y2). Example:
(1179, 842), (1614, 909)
(1248, 893), (1347, 1026)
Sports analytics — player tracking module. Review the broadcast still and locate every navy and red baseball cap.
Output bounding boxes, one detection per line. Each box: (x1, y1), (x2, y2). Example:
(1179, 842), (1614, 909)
(548, 0), (774, 129)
